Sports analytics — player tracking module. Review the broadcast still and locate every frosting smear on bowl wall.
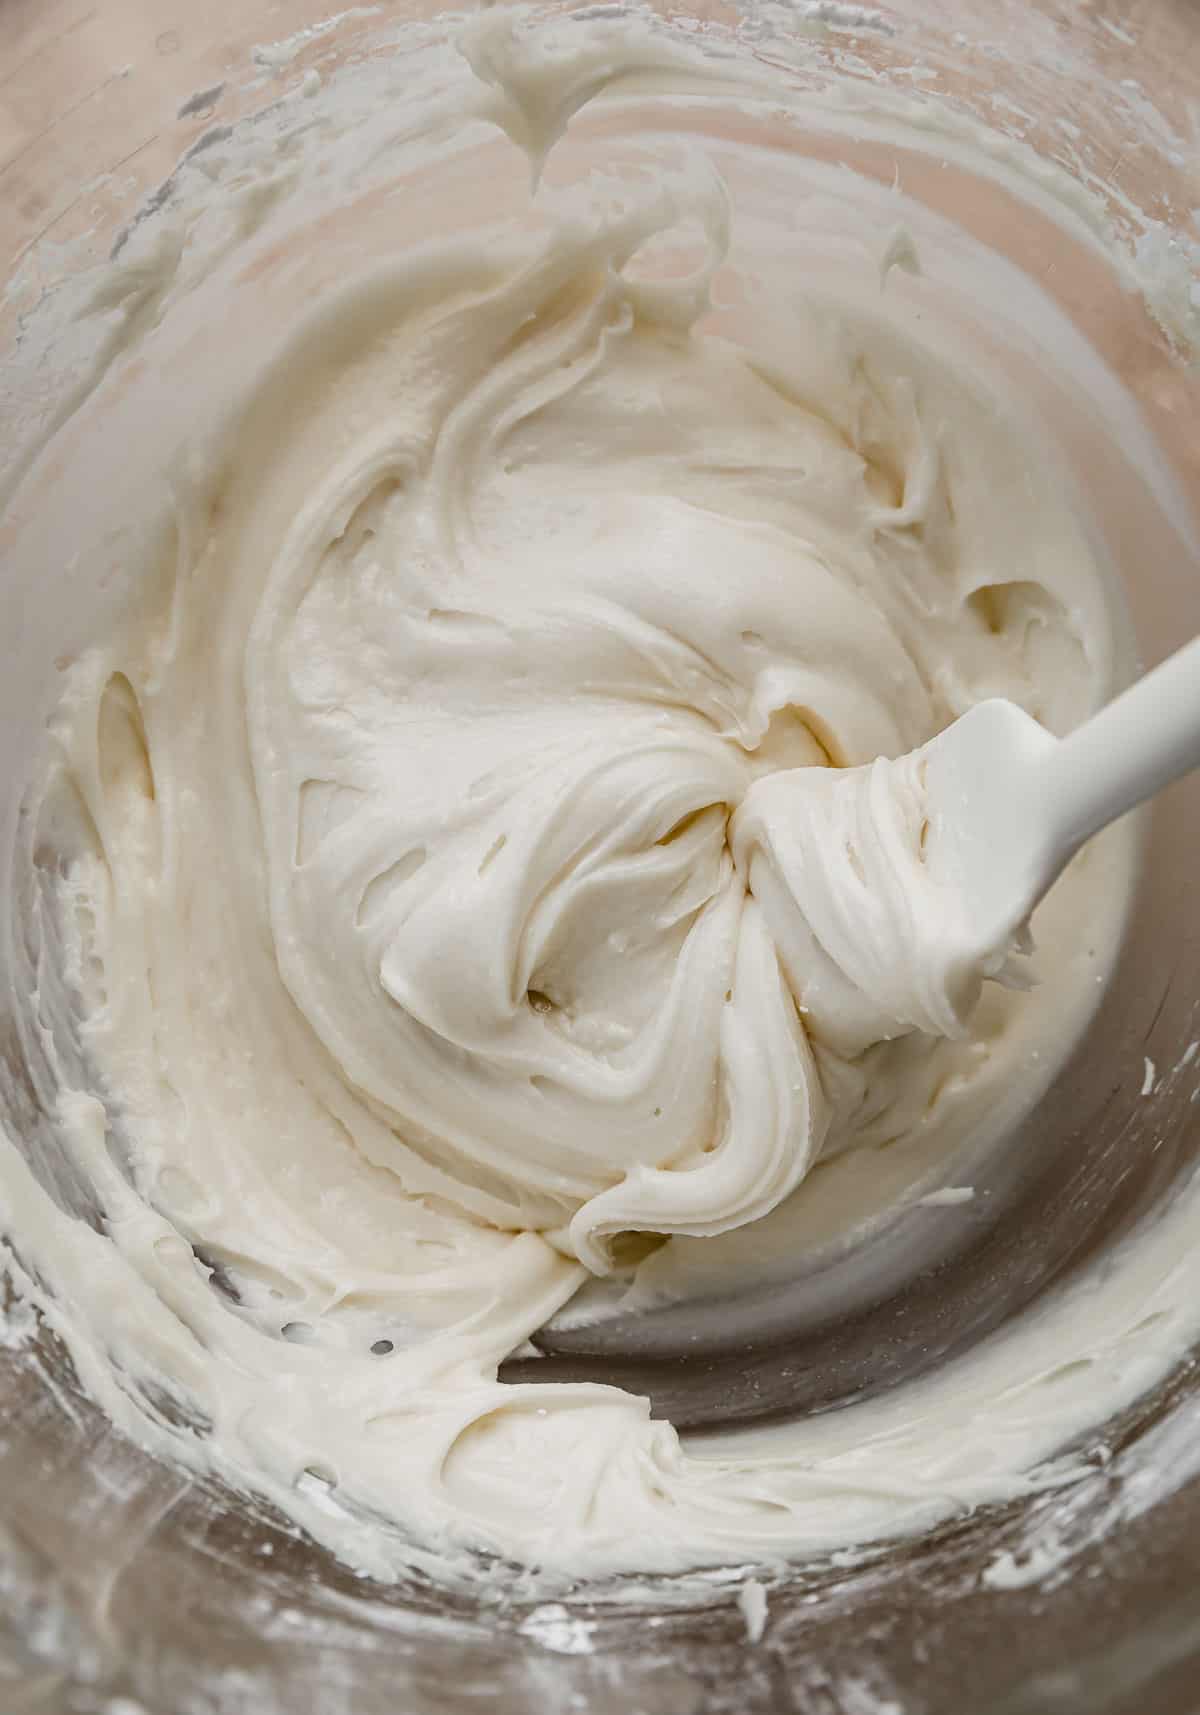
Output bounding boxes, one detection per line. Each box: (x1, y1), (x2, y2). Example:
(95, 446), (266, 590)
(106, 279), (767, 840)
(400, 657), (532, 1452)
(1, 8), (1197, 1593)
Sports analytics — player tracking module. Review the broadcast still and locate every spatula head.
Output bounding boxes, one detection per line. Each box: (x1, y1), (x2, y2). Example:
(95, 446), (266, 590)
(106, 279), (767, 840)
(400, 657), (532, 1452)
(922, 697), (1061, 959)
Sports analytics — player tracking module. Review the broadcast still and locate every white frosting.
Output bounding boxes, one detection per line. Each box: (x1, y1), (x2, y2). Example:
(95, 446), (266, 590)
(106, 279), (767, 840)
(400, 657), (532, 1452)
(736, 755), (982, 1057)
(5, 11), (1191, 1593)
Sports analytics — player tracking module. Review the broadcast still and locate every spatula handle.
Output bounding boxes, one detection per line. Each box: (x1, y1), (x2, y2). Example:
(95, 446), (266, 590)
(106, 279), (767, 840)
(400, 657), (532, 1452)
(1041, 635), (1200, 860)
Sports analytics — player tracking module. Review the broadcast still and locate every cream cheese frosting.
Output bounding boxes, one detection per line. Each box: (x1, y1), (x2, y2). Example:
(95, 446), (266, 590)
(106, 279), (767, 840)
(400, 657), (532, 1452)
(3, 10), (1183, 1591)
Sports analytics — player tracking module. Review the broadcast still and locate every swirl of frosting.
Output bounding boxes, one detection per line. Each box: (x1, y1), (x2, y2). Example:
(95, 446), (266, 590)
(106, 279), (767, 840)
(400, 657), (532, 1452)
(229, 187), (1094, 1276)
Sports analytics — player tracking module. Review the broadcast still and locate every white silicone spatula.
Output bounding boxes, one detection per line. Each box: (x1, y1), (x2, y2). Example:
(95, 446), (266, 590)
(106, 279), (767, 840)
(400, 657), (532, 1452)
(923, 635), (1200, 957)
